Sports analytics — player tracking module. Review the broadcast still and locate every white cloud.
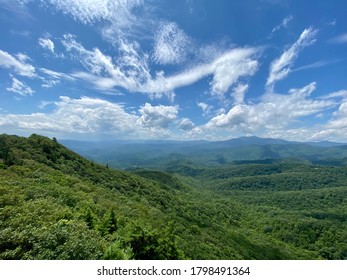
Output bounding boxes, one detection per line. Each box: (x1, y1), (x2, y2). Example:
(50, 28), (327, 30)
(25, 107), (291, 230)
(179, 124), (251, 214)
(0, 96), (182, 139)
(62, 34), (150, 92)
(34, 0), (147, 43)
(210, 48), (259, 96)
(323, 101), (347, 131)
(38, 38), (55, 53)
(39, 68), (75, 88)
(152, 22), (191, 65)
(293, 59), (341, 72)
(271, 15), (293, 33)
(322, 90), (347, 100)
(266, 28), (318, 91)
(6, 76), (34, 96)
(231, 83), (248, 105)
(178, 118), (195, 131)
(198, 102), (212, 114)
(64, 34), (260, 99)
(16, 52), (31, 63)
(205, 82), (336, 134)
(36, 0), (143, 25)
(41, 80), (60, 88)
(0, 96), (137, 135)
(260, 89), (347, 142)
(40, 68), (75, 81)
(0, 49), (36, 77)
(138, 103), (179, 129)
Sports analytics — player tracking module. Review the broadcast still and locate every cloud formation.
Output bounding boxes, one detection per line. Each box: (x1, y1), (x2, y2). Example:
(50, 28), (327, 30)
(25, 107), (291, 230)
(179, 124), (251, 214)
(266, 28), (317, 91)
(271, 15), (293, 33)
(139, 103), (179, 128)
(0, 49), (36, 77)
(152, 22), (191, 65)
(205, 82), (336, 135)
(64, 34), (260, 99)
(0, 96), (139, 136)
(178, 118), (195, 131)
(38, 38), (55, 53)
(0, 96), (181, 138)
(6, 76), (34, 96)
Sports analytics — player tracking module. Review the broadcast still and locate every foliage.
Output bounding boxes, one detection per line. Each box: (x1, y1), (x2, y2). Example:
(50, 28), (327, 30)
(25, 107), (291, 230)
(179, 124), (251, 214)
(1, 134), (346, 260)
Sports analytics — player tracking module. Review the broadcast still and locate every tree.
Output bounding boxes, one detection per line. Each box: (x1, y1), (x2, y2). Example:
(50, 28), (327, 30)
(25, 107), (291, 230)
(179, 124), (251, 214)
(100, 209), (117, 235)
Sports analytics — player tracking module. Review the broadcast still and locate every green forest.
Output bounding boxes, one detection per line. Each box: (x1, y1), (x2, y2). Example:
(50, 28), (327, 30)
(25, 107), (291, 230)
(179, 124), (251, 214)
(0, 134), (346, 260)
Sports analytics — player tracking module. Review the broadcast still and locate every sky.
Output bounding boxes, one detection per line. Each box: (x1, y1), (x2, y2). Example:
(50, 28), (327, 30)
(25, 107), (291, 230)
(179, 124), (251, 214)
(1, 0), (347, 142)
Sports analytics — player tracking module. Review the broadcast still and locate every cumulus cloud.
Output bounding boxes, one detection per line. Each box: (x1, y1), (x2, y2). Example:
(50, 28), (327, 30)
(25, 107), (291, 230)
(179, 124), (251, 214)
(321, 101), (347, 134)
(266, 28), (317, 91)
(205, 82), (336, 134)
(0, 96), (139, 136)
(0, 49), (36, 77)
(178, 118), (195, 131)
(6, 76), (34, 96)
(138, 103), (179, 128)
(210, 49), (258, 96)
(152, 22), (191, 65)
(0, 96), (184, 138)
(38, 38), (55, 53)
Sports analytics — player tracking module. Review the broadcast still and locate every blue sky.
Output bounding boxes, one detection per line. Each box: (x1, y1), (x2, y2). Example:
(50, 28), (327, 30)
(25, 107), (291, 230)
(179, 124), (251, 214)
(1, 0), (347, 141)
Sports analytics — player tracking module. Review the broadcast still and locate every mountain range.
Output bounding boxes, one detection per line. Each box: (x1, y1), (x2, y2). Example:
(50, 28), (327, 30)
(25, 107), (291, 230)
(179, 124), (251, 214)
(1, 134), (346, 260)
(61, 136), (347, 169)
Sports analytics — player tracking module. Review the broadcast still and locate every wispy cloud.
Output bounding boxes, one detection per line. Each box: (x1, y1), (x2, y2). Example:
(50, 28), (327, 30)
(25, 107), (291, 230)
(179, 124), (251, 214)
(197, 102), (214, 118)
(328, 33), (347, 44)
(6, 75), (34, 96)
(293, 59), (342, 72)
(266, 27), (318, 91)
(152, 21), (192, 65)
(36, 0), (148, 43)
(271, 15), (293, 34)
(38, 38), (55, 53)
(40, 68), (75, 81)
(39, 68), (75, 88)
(36, 0), (143, 25)
(64, 33), (260, 99)
(0, 49), (36, 77)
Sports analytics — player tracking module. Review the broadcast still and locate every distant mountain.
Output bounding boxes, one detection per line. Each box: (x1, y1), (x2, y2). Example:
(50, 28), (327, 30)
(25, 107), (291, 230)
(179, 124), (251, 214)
(306, 140), (347, 147)
(61, 136), (347, 169)
(224, 136), (292, 146)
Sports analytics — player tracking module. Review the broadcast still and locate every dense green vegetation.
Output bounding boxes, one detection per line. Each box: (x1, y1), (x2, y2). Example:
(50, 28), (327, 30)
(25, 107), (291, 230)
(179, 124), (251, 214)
(1, 134), (346, 259)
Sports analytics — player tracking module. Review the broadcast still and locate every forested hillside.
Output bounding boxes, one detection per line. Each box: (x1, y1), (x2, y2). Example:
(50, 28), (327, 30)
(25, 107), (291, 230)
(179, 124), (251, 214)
(0, 134), (346, 260)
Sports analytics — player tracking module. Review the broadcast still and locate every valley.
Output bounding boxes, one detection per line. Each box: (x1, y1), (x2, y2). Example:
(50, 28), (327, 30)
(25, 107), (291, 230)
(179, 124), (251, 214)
(1, 134), (346, 259)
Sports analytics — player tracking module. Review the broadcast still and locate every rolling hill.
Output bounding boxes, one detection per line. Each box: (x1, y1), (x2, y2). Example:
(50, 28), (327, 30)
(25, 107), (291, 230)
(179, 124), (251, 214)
(1, 134), (346, 259)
